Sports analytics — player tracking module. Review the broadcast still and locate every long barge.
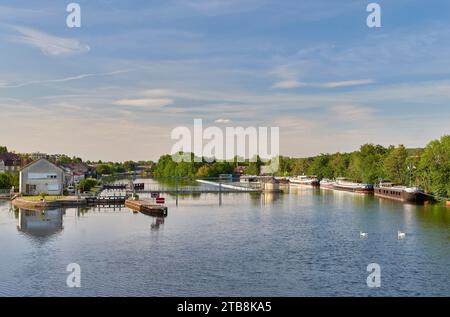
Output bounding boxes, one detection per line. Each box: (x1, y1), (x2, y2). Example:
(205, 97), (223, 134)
(289, 175), (320, 187)
(331, 178), (374, 194)
(375, 182), (428, 203)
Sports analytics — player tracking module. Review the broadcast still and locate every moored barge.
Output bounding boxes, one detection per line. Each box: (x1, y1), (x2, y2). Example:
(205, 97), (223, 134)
(290, 175), (320, 187)
(319, 179), (335, 189)
(375, 182), (428, 203)
(333, 178), (374, 194)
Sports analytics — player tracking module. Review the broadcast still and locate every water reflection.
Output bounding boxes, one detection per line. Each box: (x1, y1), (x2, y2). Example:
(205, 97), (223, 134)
(134, 206), (168, 231)
(262, 192), (282, 204)
(17, 208), (64, 237)
(150, 217), (165, 230)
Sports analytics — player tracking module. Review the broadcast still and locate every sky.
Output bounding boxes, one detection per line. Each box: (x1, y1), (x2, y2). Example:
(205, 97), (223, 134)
(1, 0), (450, 162)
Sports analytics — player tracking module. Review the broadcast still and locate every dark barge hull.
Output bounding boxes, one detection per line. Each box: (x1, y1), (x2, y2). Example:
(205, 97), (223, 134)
(290, 181), (320, 187)
(375, 188), (428, 203)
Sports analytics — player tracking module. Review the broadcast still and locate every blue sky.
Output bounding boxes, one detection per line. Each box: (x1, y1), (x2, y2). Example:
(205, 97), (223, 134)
(1, 0), (450, 161)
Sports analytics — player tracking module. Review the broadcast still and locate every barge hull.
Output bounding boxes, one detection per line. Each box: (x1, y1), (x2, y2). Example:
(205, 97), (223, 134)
(333, 186), (374, 194)
(375, 189), (427, 203)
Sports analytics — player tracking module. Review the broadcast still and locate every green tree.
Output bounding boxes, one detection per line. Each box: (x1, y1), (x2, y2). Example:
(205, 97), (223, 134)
(245, 156), (263, 175)
(278, 156), (292, 176)
(329, 153), (351, 178)
(0, 146), (7, 154)
(96, 164), (112, 175)
(123, 160), (137, 172)
(357, 144), (388, 183)
(291, 158), (310, 176)
(0, 172), (18, 189)
(418, 135), (450, 197)
(78, 178), (98, 192)
(195, 165), (211, 178)
(308, 154), (333, 179)
(383, 145), (408, 184)
(0, 173), (10, 189)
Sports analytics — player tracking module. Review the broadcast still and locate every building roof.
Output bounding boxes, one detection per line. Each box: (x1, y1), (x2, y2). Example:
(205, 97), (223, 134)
(20, 158), (64, 172)
(0, 153), (21, 166)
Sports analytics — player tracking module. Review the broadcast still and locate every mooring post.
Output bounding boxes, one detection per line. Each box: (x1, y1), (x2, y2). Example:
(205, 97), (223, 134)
(175, 176), (179, 207)
(219, 178), (222, 206)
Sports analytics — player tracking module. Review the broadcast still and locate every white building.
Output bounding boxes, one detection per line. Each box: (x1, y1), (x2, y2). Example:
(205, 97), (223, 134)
(19, 159), (65, 195)
(0, 160), (5, 173)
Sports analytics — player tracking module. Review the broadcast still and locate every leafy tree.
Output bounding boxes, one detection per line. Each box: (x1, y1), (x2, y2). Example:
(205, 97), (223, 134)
(383, 145), (408, 184)
(0, 146), (7, 154)
(308, 154), (333, 179)
(418, 135), (450, 197)
(96, 164), (113, 175)
(0, 173), (10, 189)
(0, 172), (18, 189)
(278, 156), (292, 176)
(78, 178), (98, 192)
(329, 153), (351, 178)
(245, 156), (263, 175)
(123, 161), (137, 172)
(291, 158), (311, 176)
(357, 144), (388, 183)
(195, 165), (211, 178)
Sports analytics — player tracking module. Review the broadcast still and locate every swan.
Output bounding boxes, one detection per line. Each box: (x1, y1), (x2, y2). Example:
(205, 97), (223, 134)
(360, 231), (368, 239)
(398, 231), (406, 239)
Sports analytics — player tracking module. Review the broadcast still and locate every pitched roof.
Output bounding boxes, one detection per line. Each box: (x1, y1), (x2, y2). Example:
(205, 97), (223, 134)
(0, 153), (21, 166)
(20, 158), (64, 172)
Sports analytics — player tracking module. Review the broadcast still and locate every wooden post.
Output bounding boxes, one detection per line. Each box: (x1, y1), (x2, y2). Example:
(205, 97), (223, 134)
(175, 176), (179, 207)
(219, 178), (222, 206)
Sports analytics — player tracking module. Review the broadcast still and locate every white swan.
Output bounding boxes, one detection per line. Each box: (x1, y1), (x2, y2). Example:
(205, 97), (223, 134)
(360, 231), (368, 239)
(398, 231), (406, 239)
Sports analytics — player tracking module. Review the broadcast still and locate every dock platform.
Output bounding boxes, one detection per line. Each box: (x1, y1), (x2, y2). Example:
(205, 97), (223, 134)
(86, 196), (127, 205)
(125, 199), (168, 216)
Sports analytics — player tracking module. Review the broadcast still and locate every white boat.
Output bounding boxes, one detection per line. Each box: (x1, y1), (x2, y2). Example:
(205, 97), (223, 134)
(320, 179), (335, 189)
(333, 177), (374, 193)
(290, 175), (319, 186)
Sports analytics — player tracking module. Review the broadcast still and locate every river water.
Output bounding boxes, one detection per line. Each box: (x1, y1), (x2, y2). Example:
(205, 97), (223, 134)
(0, 185), (448, 297)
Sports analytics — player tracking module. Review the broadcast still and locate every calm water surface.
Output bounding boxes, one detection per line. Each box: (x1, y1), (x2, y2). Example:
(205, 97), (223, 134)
(0, 186), (448, 296)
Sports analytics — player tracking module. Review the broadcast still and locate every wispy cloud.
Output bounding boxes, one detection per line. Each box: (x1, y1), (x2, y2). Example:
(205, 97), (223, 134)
(8, 25), (90, 56)
(142, 89), (173, 97)
(272, 79), (374, 89)
(321, 80), (374, 88)
(114, 98), (174, 108)
(272, 80), (303, 89)
(0, 70), (131, 89)
(215, 118), (232, 123)
(330, 105), (378, 121)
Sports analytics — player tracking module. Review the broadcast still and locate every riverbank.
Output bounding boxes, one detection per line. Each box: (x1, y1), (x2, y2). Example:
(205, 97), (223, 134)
(12, 196), (87, 210)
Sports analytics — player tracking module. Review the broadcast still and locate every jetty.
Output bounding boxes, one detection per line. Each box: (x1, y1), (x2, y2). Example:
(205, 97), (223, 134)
(196, 180), (262, 192)
(125, 199), (168, 216)
(86, 195), (127, 206)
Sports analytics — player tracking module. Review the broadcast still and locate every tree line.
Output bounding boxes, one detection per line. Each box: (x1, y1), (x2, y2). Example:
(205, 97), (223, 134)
(277, 135), (449, 198)
(2, 135), (448, 198)
(152, 135), (449, 198)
